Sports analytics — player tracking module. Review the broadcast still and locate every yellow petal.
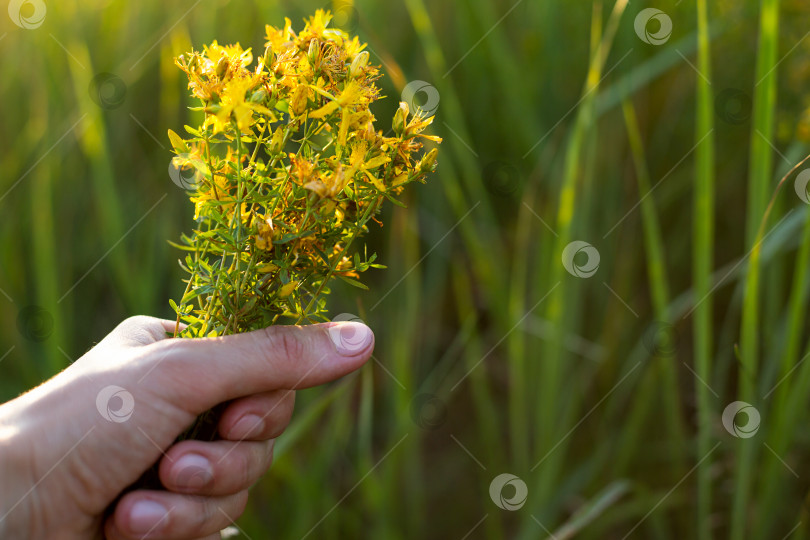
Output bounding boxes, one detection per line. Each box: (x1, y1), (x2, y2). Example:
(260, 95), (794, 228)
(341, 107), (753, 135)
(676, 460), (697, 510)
(235, 106), (254, 131)
(364, 170), (386, 192)
(391, 172), (409, 187)
(364, 155), (390, 169)
(279, 281), (298, 298)
(309, 100), (339, 119)
(256, 262), (278, 273)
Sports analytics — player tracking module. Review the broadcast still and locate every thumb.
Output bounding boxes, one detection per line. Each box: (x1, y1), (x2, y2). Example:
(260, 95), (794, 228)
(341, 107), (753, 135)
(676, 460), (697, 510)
(141, 322), (374, 414)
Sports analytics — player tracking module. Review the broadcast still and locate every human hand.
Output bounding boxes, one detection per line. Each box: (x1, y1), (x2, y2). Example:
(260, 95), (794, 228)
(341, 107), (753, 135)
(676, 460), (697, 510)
(0, 316), (373, 539)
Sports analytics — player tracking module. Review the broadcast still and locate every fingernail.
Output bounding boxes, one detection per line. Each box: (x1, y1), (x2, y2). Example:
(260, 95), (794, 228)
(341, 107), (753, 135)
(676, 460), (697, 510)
(129, 500), (169, 534)
(173, 453), (213, 490)
(229, 413), (265, 439)
(328, 321), (374, 356)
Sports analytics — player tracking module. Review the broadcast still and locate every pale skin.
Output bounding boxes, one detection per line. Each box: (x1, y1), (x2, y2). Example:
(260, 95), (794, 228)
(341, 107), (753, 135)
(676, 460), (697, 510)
(0, 316), (374, 539)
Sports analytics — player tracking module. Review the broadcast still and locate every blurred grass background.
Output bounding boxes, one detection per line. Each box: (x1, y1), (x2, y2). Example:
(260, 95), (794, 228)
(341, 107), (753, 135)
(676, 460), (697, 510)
(4, 0), (810, 537)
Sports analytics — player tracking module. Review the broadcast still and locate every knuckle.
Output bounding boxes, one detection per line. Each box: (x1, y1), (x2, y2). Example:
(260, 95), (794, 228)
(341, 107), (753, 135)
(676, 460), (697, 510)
(259, 327), (305, 364)
(113, 316), (166, 346)
(120, 315), (153, 327)
(234, 448), (254, 487)
(197, 492), (238, 534)
(283, 389), (297, 410)
(267, 421), (286, 439)
(233, 490), (249, 516)
(278, 330), (306, 361)
(196, 497), (218, 532)
(142, 342), (202, 417)
(203, 494), (248, 535)
(267, 391), (296, 438)
(252, 442), (274, 476)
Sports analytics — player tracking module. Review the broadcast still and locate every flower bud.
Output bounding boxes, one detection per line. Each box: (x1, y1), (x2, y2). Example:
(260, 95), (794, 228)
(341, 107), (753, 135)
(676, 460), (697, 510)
(418, 148), (439, 173)
(308, 39), (320, 64)
(392, 102), (408, 137)
(350, 51), (369, 79)
(263, 47), (274, 69)
(216, 56), (229, 79)
(250, 88), (267, 104)
(291, 85), (308, 116)
(270, 126), (284, 153)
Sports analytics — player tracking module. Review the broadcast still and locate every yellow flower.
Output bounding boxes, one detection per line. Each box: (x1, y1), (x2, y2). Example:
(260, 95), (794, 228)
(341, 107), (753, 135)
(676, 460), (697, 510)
(189, 170), (228, 220)
(304, 164), (349, 198)
(265, 18), (294, 52)
(405, 110), (442, 142)
(206, 76), (270, 133)
(302, 9), (332, 40)
(309, 81), (364, 118)
(255, 217), (274, 250)
(348, 142), (390, 191)
(170, 11), (441, 339)
(202, 41), (254, 81)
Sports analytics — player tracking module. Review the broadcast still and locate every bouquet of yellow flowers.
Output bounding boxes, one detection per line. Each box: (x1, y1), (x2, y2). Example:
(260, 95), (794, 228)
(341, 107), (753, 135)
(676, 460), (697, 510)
(167, 10), (441, 340)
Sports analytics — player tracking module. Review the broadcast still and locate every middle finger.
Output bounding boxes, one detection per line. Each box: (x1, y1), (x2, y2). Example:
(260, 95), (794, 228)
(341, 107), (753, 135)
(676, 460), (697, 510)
(159, 439), (274, 496)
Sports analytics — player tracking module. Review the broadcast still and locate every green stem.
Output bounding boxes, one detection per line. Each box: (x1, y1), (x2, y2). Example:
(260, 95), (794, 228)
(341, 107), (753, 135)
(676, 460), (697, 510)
(296, 197), (379, 323)
(234, 119), (244, 330)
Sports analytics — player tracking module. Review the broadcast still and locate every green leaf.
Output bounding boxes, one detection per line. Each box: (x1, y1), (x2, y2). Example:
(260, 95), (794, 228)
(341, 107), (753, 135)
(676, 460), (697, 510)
(168, 129), (190, 153)
(336, 274), (369, 289)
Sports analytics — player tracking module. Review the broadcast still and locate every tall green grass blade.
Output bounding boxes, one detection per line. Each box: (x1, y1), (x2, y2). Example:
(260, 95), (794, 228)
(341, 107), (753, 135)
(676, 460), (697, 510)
(508, 181), (538, 471)
(732, 1), (779, 537)
(66, 44), (138, 311)
(403, 0), (508, 309)
(693, 1), (717, 537)
(758, 199), (810, 537)
(536, 0), (627, 508)
(620, 100), (686, 474)
(549, 480), (629, 539)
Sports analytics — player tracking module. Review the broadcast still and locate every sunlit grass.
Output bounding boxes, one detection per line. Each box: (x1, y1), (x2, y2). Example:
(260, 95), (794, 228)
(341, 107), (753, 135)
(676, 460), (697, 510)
(3, 0), (810, 538)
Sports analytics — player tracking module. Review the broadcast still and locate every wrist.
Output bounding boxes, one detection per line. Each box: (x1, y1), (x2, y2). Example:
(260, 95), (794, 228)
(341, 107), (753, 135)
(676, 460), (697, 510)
(0, 399), (36, 538)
